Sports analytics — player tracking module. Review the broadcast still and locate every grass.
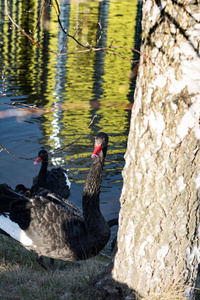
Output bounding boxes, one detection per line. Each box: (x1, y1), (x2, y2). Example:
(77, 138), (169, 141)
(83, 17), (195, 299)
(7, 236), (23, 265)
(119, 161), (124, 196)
(0, 235), (109, 300)
(1, 234), (200, 300)
(135, 286), (187, 300)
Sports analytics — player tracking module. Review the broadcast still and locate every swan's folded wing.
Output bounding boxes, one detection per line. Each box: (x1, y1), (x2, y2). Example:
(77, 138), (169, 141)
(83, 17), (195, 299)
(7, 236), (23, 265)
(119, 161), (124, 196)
(46, 167), (70, 199)
(34, 188), (82, 217)
(24, 198), (84, 259)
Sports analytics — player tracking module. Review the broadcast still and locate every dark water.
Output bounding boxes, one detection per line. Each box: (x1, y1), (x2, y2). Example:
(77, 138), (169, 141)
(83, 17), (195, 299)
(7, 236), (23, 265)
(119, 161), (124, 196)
(0, 0), (141, 254)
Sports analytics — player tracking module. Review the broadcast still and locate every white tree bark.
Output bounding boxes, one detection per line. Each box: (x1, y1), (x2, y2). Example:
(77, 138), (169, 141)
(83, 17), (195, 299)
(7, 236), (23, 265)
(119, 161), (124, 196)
(86, 1), (200, 299)
(112, 0), (200, 298)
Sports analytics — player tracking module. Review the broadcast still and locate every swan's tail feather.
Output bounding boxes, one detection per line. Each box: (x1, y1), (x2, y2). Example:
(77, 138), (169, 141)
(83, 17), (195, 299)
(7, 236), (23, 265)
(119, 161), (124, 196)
(0, 184), (32, 244)
(0, 183), (28, 212)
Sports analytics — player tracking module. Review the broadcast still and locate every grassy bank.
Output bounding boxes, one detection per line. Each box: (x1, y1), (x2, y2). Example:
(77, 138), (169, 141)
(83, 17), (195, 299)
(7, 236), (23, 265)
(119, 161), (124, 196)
(1, 234), (199, 300)
(0, 235), (109, 300)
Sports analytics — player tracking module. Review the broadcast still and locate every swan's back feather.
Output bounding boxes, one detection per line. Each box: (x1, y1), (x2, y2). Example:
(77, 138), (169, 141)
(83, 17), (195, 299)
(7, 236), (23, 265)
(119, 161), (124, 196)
(31, 168), (70, 199)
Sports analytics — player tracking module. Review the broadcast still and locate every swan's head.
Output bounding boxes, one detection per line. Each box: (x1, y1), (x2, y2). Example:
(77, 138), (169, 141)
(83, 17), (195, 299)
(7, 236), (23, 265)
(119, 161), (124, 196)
(92, 132), (108, 159)
(34, 150), (48, 165)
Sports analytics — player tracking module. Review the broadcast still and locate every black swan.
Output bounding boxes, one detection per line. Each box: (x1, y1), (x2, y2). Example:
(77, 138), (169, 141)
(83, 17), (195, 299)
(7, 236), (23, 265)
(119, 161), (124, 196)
(15, 149), (71, 199)
(0, 132), (113, 265)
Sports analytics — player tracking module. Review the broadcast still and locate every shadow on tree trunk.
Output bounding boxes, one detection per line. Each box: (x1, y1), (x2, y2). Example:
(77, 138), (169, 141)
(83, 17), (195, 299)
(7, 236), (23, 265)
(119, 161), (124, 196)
(84, 249), (138, 300)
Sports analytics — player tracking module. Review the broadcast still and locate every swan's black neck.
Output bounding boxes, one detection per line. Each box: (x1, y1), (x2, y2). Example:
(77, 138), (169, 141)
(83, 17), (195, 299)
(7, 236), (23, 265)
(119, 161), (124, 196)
(37, 160), (48, 188)
(82, 150), (105, 222)
(81, 146), (110, 253)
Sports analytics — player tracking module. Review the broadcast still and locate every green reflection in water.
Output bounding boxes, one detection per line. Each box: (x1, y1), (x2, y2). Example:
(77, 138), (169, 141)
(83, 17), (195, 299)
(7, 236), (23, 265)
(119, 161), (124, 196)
(0, 0), (138, 169)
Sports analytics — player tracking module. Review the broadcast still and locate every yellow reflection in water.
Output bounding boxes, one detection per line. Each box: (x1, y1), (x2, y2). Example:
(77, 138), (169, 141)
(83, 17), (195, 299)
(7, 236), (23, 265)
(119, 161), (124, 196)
(43, 0), (137, 164)
(98, 0), (137, 145)
(0, 0), (138, 167)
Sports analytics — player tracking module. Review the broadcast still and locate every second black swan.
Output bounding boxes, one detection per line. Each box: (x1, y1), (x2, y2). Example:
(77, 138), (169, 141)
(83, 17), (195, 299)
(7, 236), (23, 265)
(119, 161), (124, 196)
(0, 132), (112, 262)
(15, 149), (71, 199)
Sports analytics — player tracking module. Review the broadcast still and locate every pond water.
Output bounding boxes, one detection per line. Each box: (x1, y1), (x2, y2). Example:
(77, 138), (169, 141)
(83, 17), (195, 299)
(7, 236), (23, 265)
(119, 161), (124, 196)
(0, 0), (142, 254)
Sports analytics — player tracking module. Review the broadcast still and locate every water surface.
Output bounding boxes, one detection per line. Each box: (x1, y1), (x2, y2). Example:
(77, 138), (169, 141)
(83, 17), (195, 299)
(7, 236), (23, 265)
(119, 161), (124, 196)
(0, 0), (141, 253)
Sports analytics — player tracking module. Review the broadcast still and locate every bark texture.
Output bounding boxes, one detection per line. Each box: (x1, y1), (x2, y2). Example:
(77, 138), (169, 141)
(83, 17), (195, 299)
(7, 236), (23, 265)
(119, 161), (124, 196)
(87, 0), (200, 299)
(112, 0), (200, 297)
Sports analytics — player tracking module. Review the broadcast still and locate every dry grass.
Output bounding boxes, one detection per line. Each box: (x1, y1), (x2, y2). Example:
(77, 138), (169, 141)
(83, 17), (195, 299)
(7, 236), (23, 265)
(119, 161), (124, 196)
(1, 234), (200, 300)
(135, 286), (186, 300)
(0, 235), (109, 300)
(133, 279), (199, 300)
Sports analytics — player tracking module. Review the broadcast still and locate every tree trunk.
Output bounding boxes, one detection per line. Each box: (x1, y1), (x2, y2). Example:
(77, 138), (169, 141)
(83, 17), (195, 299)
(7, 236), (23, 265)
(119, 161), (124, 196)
(87, 0), (200, 299)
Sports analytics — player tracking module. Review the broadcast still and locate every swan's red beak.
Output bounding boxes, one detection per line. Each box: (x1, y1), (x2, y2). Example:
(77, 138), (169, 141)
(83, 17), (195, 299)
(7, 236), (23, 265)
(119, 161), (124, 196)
(91, 142), (102, 159)
(34, 157), (42, 165)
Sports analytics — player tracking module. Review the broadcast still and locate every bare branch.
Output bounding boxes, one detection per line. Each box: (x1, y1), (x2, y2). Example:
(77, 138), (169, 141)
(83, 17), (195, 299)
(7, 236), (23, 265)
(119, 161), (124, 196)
(30, 0), (46, 34)
(0, 143), (36, 160)
(0, 68), (9, 97)
(4, 0), (53, 53)
(96, 22), (103, 48)
(5, 0), (90, 53)
(50, 114), (98, 154)
(0, 115), (98, 160)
